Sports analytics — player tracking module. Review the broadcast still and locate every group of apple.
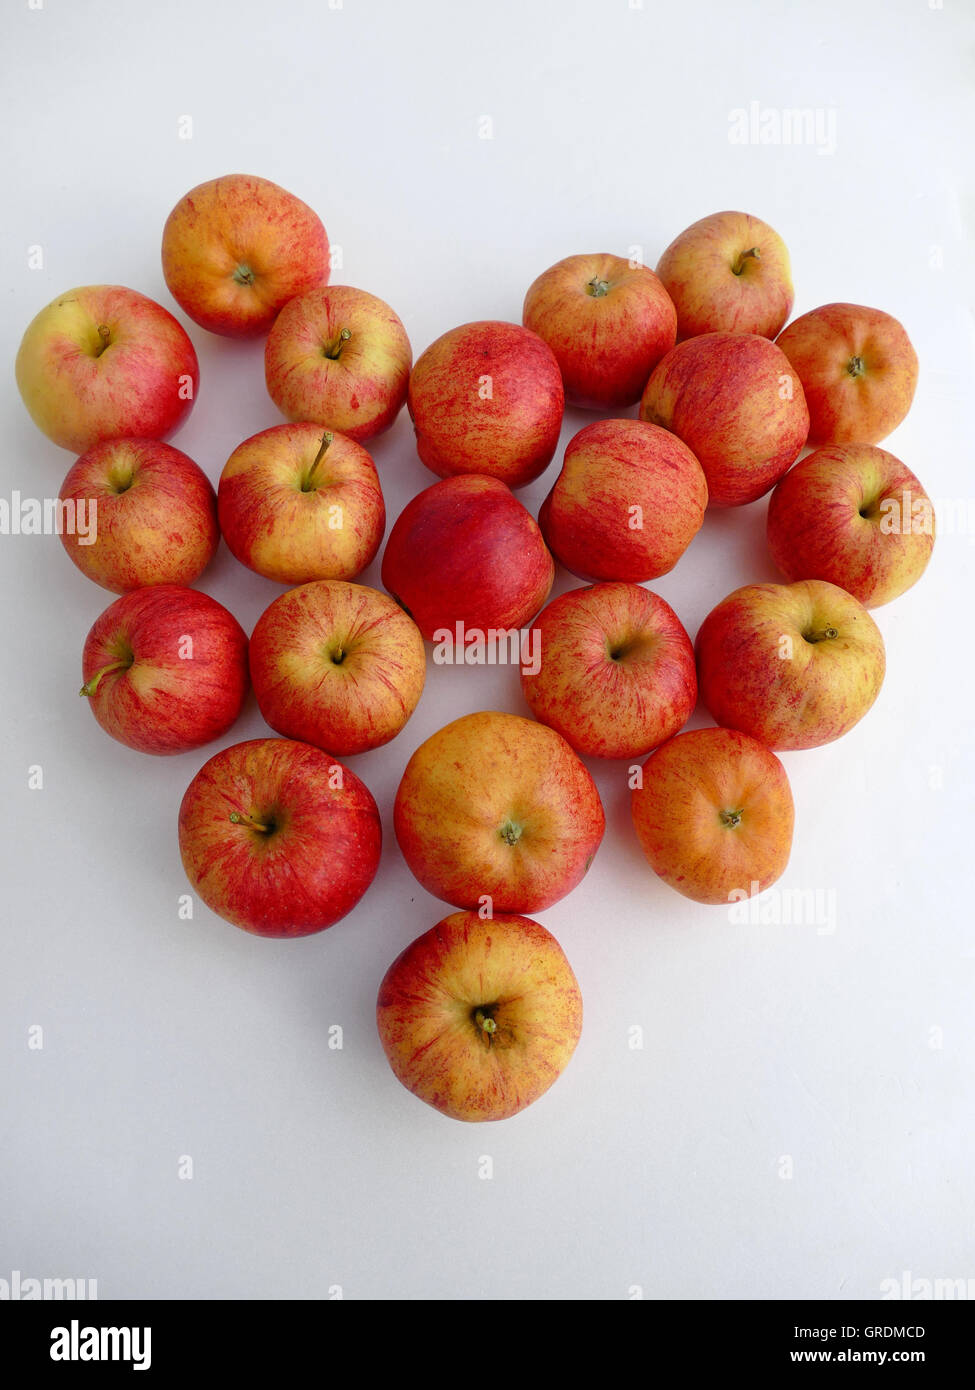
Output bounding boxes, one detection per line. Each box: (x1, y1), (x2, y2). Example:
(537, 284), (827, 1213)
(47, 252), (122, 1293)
(15, 176), (934, 1123)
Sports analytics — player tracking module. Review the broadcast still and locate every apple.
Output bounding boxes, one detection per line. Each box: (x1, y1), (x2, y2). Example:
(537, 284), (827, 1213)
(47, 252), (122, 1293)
(249, 580), (426, 756)
(407, 320), (563, 487)
(218, 424), (385, 585)
(775, 302), (919, 445)
(79, 585), (249, 755)
(394, 710), (605, 913)
(376, 910), (583, 1122)
(538, 418), (708, 582)
(161, 173), (329, 338)
(630, 728), (795, 904)
(265, 285), (412, 441)
(639, 332), (809, 507)
(58, 438), (218, 593)
(655, 211), (794, 340)
(522, 253), (677, 408)
(178, 737), (381, 937)
(766, 444), (936, 607)
(15, 285), (199, 453)
(695, 579), (886, 750)
(381, 474), (554, 640)
(521, 582), (697, 759)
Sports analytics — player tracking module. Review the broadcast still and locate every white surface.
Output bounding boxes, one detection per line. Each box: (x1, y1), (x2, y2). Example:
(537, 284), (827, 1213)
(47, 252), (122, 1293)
(1, 0), (973, 1301)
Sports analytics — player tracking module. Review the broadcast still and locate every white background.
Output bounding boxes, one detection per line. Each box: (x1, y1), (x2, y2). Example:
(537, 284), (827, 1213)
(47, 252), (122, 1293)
(1, 0), (973, 1301)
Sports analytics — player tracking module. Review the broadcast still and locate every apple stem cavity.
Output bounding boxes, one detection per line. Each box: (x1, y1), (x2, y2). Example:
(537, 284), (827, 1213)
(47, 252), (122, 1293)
(302, 431), (334, 491)
(732, 247), (761, 275)
(323, 327), (352, 360)
(79, 658), (131, 698)
(229, 811), (273, 833)
(474, 1008), (498, 1037)
(232, 264), (256, 287)
(586, 276), (611, 298)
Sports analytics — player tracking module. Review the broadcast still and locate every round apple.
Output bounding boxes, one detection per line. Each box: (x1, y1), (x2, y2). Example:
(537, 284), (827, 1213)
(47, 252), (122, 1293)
(656, 210), (794, 340)
(218, 424), (385, 585)
(695, 580), (886, 750)
(161, 173), (329, 338)
(58, 439), (218, 594)
(538, 418), (708, 582)
(640, 332), (809, 508)
(265, 285), (412, 441)
(767, 444), (935, 607)
(776, 302), (918, 445)
(249, 580), (426, 756)
(16, 285), (199, 454)
(631, 728), (795, 905)
(79, 585), (249, 755)
(178, 737), (381, 937)
(376, 911), (583, 1122)
(522, 253), (677, 409)
(407, 320), (564, 487)
(521, 583), (697, 759)
(381, 474), (554, 640)
(394, 710), (605, 913)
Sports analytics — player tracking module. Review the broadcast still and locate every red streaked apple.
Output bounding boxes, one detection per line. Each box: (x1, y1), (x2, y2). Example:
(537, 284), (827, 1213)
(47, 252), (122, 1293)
(640, 332), (809, 507)
(161, 173), (329, 338)
(394, 710), (605, 913)
(58, 438), (218, 594)
(521, 583), (697, 759)
(265, 285), (411, 441)
(538, 418), (707, 582)
(766, 444), (936, 607)
(381, 474), (554, 640)
(776, 302), (919, 445)
(15, 285), (199, 453)
(217, 424), (385, 585)
(376, 911), (583, 1122)
(656, 211), (794, 340)
(695, 579), (886, 750)
(522, 253), (676, 409)
(178, 737), (381, 937)
(249, 580), (426, 756)
(630, 727), (795, 904)
(79, 585), (249, 755)
(407, 320), (564, 487)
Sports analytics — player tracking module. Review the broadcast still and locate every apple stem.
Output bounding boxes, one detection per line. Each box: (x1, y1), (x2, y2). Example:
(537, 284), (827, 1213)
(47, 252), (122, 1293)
(847, 355), (865, 378)
(732, 247), (761, 275)
(229, 811), (273, 833)
(475, 1009), (497, 1036)
(586, 276), (610, 298)
(805, 626), (839, 644)
(93, 324), (112, 357)
(323, 327), (352, 360)
(303, 431), (334, 490)
(79, 659), (130, 698)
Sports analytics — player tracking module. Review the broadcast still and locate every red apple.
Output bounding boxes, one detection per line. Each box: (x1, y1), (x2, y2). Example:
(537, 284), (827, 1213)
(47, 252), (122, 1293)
(640, 332), (809, 507)
(161, 173), (329, 338)
(178, 737), (381, 937)
(522, 253), (676, 408)
(776, 302), (918, 445)
(218, 424), (384, 585)
(265, 285), (411, 441)
(58, 439), (218, 594)
(521, 583), (697, 759)
(695, 580), (886, 750)
(376, 911), (583, 1122)
(249, 580), (426, 755)
(16, 285), (199, 453)
(381, 475), (554, 640)
(766, 444), (935, 607)
(631, 728), (795, 904)
(79, 585), (249, 755)
(407, 321), (563, 487)
(656, 211), (794, 340)
(538, 418), (708, 582)
(394, 710), (605, 913)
